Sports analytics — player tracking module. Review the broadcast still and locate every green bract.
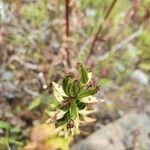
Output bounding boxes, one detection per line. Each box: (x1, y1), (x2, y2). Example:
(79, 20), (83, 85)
(46, 63), (100, 136)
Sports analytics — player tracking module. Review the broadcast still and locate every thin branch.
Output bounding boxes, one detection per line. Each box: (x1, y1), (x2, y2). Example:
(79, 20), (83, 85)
(65, 0), (72, 68)
(89, 0), (118, 57)
(97, 27), (143, 62)
(23, 86), (39, 97)
(65, 0), (70, 37)
(114, 27), (143, 50)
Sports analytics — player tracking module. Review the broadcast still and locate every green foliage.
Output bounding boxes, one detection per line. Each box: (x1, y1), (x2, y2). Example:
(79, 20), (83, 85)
(20, 0), (48, 27)
(27, 98), (41, 111)
(138, 29), (150, 71)
(45, 62), (100, 136)
(139, 49), (150, 71)
(77, 63), (89, 84)
(0, 121), (10, 130)
(0, 121), (22, 149)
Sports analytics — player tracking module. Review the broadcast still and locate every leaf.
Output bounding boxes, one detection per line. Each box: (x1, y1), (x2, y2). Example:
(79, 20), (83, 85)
(62, 76), (72, 96)
(68, 81), (75, 97)
(65, 79), (73, 96)
(45, 110), (67, 120)
(83, 116), (96, 123)
(10, 127), (21, 133)
(53, 88), (64, 102)
(62, 77), (68, 94)
(76, 99), (87, 110)
(27, 98), (41, 111)
(139, 62), (150, 71)
(69, 101), (77, 119)
(0, 137), (23, 146)
(48, 98), (60, 110)
(79, 109), (95, 115)
(56, 118), (67, 127)
(56, 113), (68, 127)
(78, 87), (98, 98)
(56, 110), (68, 120)
(0, 121), (10, 130)
(78, 63), (88, 84)
(80, 96), (99, 103)
(69, 80), (80, 97)
(52, 82), (67, 97)
(87, 72), (92, 83)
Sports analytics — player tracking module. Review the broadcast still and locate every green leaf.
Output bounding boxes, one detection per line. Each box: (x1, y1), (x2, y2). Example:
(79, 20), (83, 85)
(10, 127), (21, 133)
(27, 98), (41, 111)
(62, 77), (68, 92)
(78, 87), (98, 98)
(48, 98), (60, 111)
(52, 82), (67, 97)
(0, 137), (23, 146)
(56, 113), (68, 127)
(80, 96), (99, 103)
(139, 62), (150, 71)
(65, 79), (73, 96)
(53, 88), (64, 102)
(78, 63), (88, 84)
(69, 80), (80, 97)
(62, 76), (70, 95)
(69, 101), (77, 119)
(0, 121), (10, 130)
(76, 99), (87, 110)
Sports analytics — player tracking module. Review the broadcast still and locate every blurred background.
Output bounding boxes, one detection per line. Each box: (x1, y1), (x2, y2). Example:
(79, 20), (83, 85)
(0, 0), (150, 149)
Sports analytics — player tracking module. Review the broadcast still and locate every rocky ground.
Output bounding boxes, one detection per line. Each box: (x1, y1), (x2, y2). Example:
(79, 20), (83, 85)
(72, 105), (150, 150)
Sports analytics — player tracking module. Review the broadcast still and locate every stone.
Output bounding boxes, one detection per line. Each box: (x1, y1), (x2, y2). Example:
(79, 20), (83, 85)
(1, 70), (14, 81)
(72, 110), (150, 150)
(131, 69), (149, 85)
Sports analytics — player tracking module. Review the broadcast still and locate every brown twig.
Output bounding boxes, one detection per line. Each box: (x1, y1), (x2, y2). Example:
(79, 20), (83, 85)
(88, 0), (118, 57)
(96, 27), (143, 63)
(65, 0), (70, 37)
(65, 0), (72, 68)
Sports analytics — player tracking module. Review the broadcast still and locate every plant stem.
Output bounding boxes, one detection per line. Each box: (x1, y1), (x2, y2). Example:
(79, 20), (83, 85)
(89, 0), (118, 57)
(65, 0), (70, 37)
(65, 0), (72, 68)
